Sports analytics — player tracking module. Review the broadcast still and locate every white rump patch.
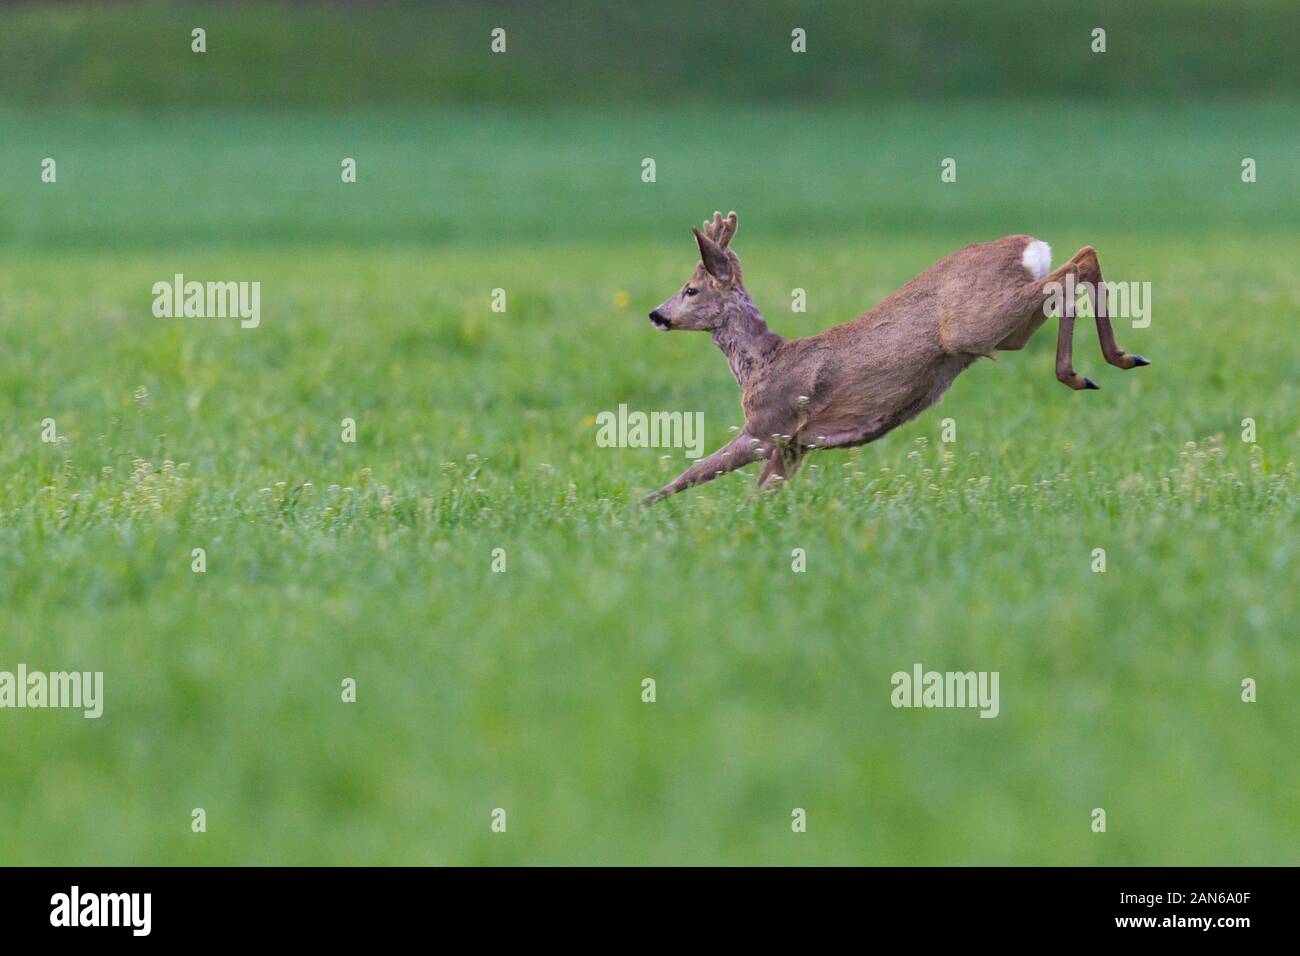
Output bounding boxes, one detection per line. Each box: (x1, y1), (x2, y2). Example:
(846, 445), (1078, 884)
(1021, 239), (1052, 280)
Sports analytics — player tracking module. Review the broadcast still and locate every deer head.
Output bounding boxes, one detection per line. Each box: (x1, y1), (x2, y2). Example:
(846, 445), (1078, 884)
(648, 211), (745, 331)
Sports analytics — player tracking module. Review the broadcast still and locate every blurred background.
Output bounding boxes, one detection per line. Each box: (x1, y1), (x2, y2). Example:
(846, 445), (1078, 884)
(3, 0), (1299, 248)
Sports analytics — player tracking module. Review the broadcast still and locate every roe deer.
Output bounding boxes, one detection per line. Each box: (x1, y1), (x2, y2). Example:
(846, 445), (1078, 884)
(643, 211), (1149, 503)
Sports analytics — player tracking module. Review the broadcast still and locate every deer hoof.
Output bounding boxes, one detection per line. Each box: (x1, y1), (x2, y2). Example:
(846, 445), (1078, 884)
(1130, 354), (1151, 367)
(1083, 377), (1100, 390)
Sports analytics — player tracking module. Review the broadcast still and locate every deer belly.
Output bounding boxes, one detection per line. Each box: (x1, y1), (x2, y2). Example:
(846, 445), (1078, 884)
(805, 355), (966, 448)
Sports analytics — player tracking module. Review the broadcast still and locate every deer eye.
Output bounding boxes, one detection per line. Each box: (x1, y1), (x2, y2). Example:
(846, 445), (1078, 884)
(684, 287), (699, 297)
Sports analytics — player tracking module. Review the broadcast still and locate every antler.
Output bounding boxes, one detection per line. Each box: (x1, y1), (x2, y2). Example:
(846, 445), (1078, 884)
(700, 210), (738, 249)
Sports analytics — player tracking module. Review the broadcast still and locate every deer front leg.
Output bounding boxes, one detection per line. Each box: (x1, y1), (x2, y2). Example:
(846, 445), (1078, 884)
(1074, 246), (1151, 371)
(758, 442), (804, 491)
(642, 433), (763, 504)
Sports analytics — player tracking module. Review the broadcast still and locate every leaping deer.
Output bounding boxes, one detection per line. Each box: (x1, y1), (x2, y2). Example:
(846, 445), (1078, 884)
(643, 211), (1148, 503)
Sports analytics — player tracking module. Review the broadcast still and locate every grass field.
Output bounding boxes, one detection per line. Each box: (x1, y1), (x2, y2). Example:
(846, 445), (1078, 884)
(1, 4), (1297, 865)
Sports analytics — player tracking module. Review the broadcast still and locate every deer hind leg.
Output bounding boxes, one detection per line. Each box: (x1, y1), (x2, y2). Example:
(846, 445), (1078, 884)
(1040, 247), (1152, 390)
(997, 303), (1050, 351)
(1073, 246), (1150, 371)
(1038, 249), (1100, 390)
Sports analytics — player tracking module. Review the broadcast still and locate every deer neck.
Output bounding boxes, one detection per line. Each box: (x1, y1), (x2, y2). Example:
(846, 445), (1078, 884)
(712, 292), (782, 388)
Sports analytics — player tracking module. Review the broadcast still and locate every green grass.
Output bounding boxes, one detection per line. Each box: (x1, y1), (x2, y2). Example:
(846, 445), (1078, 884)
(0, 96), (1297, 864)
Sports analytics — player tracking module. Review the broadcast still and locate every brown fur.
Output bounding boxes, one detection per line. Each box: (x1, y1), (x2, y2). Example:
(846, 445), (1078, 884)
(643, 212), (1149, 503)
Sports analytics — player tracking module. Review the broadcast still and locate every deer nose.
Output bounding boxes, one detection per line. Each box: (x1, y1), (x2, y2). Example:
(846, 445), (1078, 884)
(649, 309), (670, 329)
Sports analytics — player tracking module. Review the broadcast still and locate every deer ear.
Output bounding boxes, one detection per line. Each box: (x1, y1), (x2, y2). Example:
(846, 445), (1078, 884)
(693, 227), (733, 283)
